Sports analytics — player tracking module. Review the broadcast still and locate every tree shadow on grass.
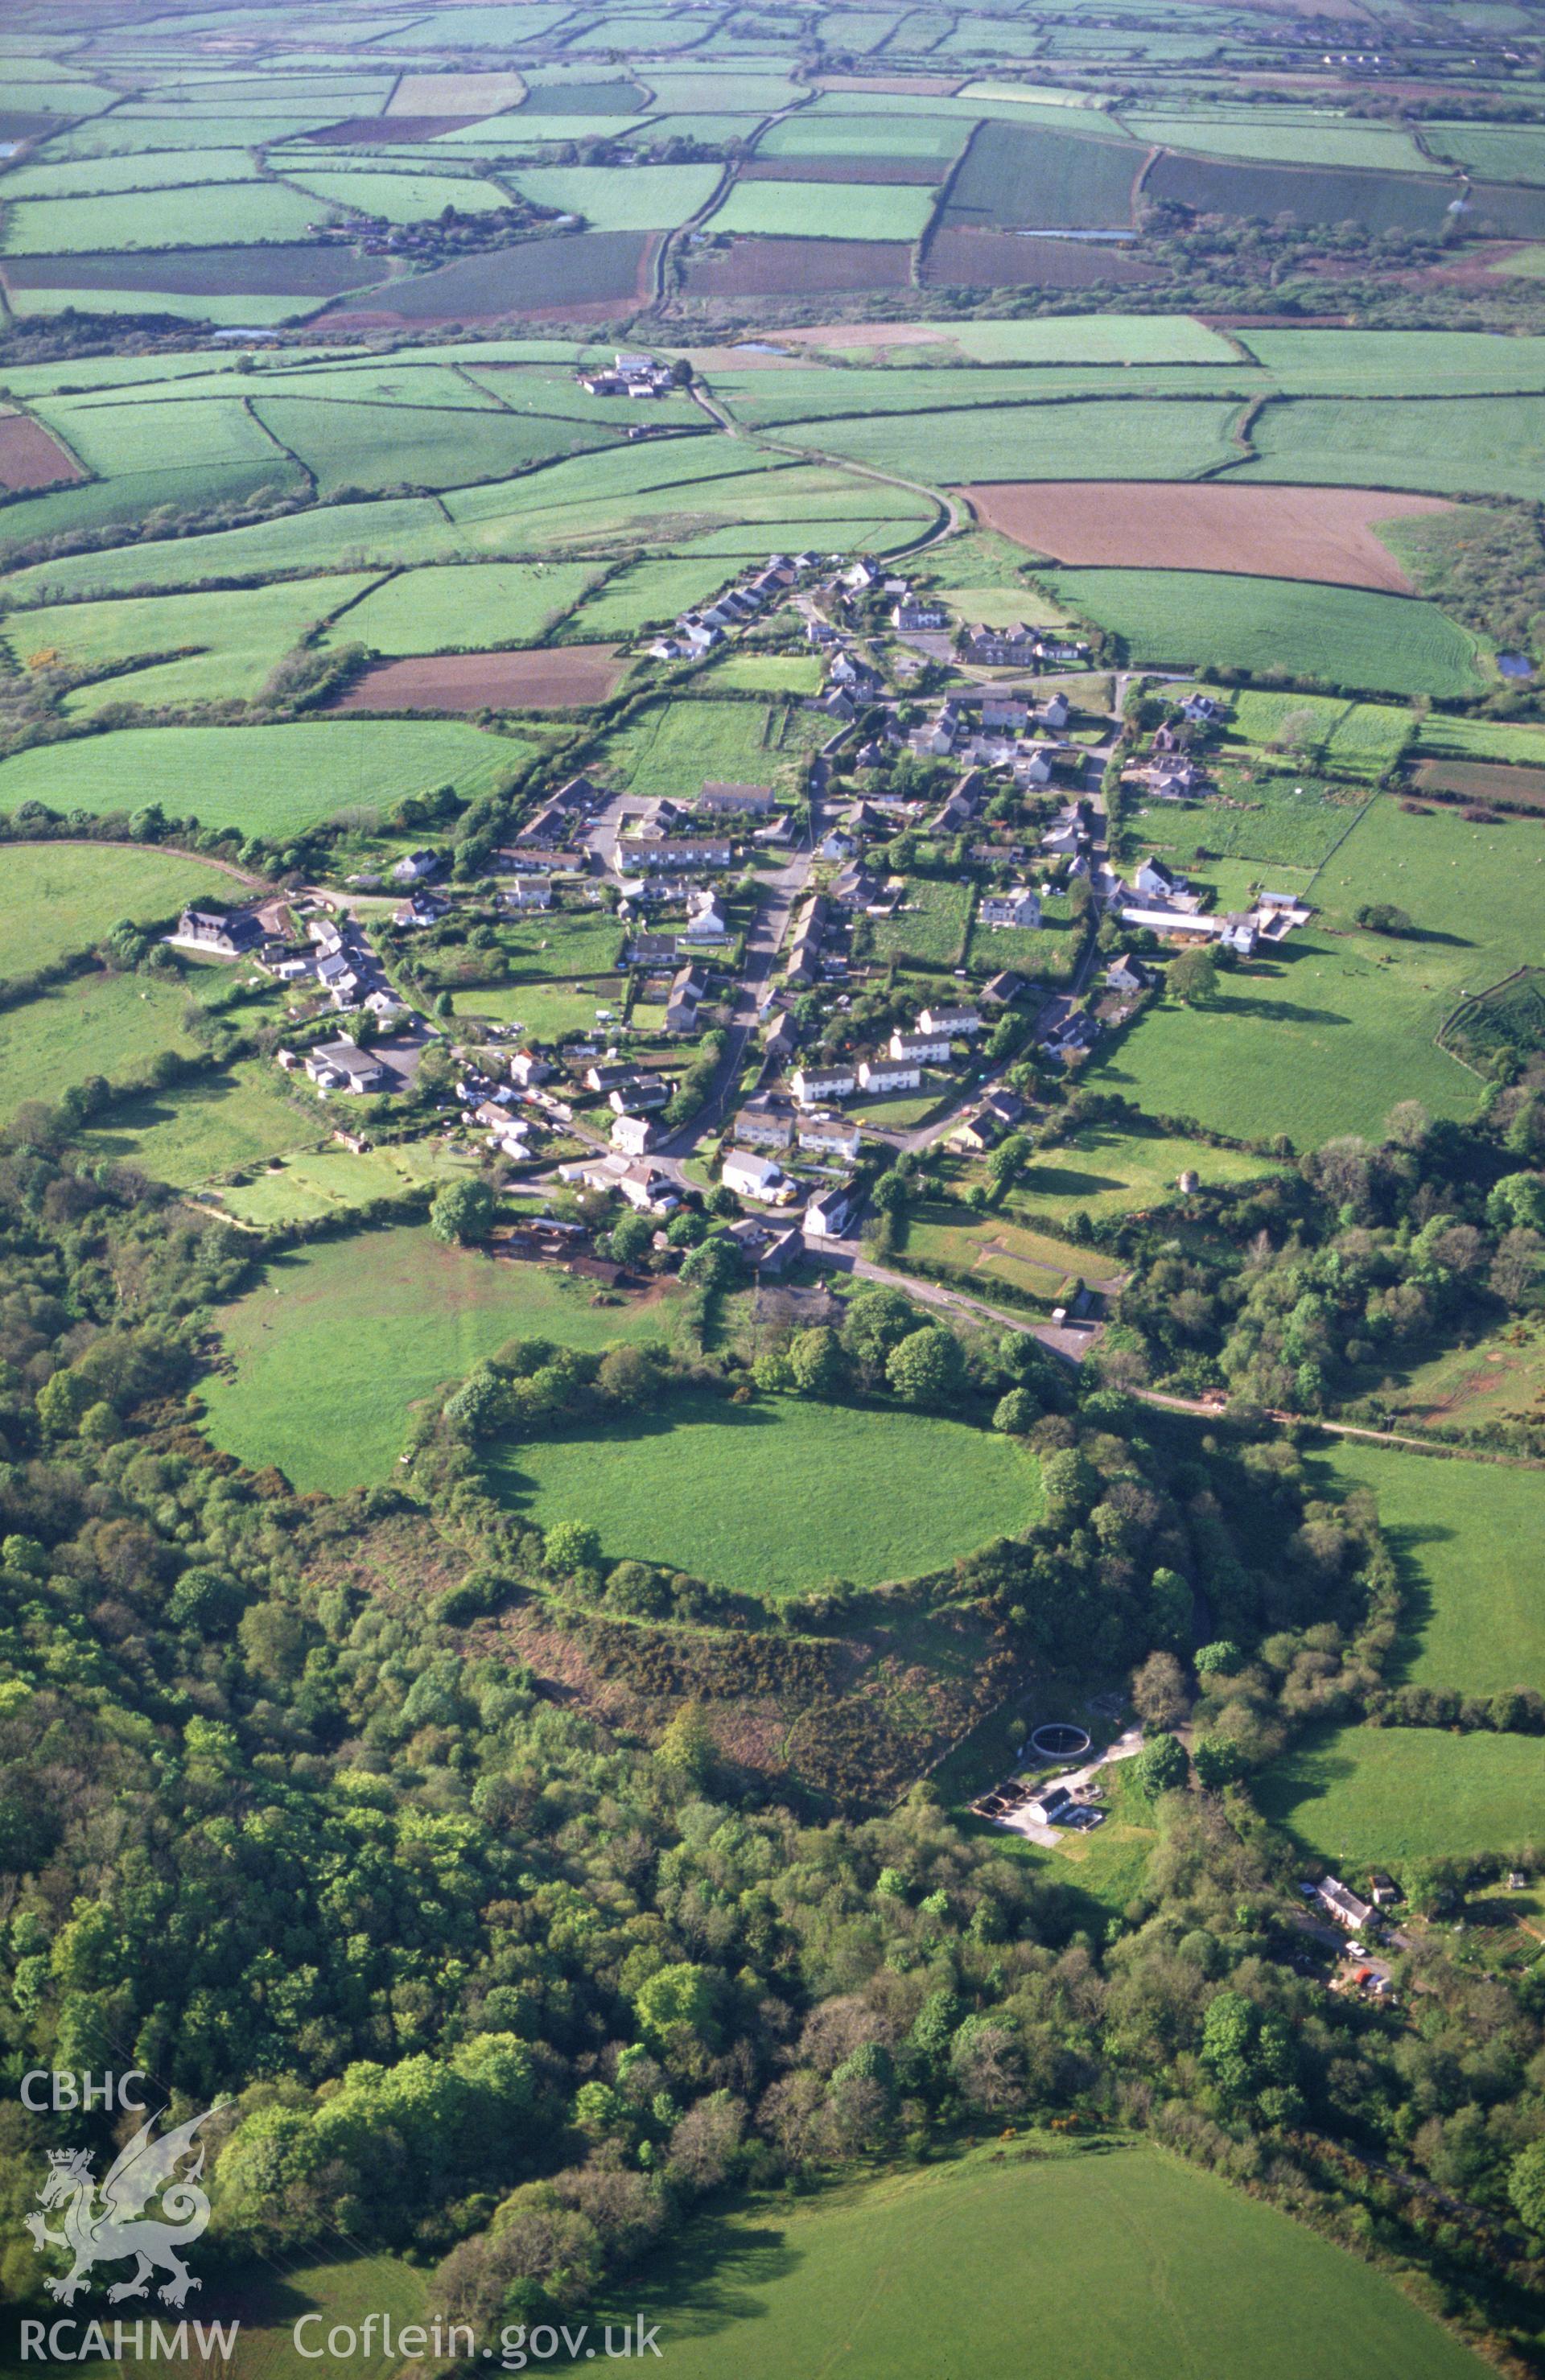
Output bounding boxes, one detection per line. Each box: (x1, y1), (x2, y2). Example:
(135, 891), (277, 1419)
(493, 1388), (779, 1504)
(592, 2213), (801, 2349)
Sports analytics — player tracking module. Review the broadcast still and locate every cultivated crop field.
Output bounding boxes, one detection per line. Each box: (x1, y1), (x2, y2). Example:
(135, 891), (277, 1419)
(1258, 1723), (1545, 1864)
(622, 2141), (1488, 2380)
(1042, 568), (1485, 698)
(492, 1389), (1040, 1598)
(963, 481), (1450, 593)
(334, 646), (627, 710)
(202, 1227), (681, 1490)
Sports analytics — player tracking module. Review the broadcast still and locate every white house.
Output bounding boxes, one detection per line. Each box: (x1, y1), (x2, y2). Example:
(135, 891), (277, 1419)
(616, 1163), (678, 1216)
(917, 1005), (983, 1038)
(611, 1113), (657, 1157)
(797, 1114), (863, 1162)
(390, 849), (440, 885)
(1135, 855), (1187, 901)
(791, 1063), (856, 1106)
(889, 1028), (950, 1064)
(509, 1050), (551, 1089)
(680, 890), (729, 941)
(722, 1148), (789, 1203)
(1040, 692), (1071, 730)
(858, 1056), (921, 1093)
(505, 878), (552, 912)
(804, 1178), (859, 1240)
(978, 887), (1040, 931)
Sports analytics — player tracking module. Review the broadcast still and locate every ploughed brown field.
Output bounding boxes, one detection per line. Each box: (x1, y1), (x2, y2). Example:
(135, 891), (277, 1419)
(682, 237), (914, 297)
(307, 115), (478, 143)
(922, 228), (1160, 287)
(962, 480), (1454, 592)
(2, 245), (380, 295)
(333, 645), (626, 712)
(1413, 759), (1545, 807)
(0, 414), (84, 491)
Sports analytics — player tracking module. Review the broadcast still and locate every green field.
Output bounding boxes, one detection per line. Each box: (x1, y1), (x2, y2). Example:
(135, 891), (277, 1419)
(492, 1388), (1040, 1597)
(0, 971), (200, 1116)
(1138, 778), (1369, 872)
(0, 720), (530, 839)
(1307, 1442), (1545, 1697)
(603, 698), (784, 797)
(323, 560), (601, 655)
(945, 117), (1143, 231)
(1096, 798), (1543, 1145)
(18, 574), (384, 714)
(1, 179), (330, 252)
(210, 1137), (484, 1228)
(202, 1227), (681, 1489)
(562, 557), (740, 639)
(1242, 393), (1545, 501)
(507, 162), (723, 229)
(872, 874), (974, 969)
(280, 167), (516, 223)
(1044, 569), (1484, 698)
(1125, 110), (1439, 175)
(0, 842), (246, 976)
(613, 2141), (1488, 2380)
(0, 496), (467, 601)
(706, 179), (935, 242)
(249, 396), (620, 499)
(1012, 1122), (1282, 1224)
(1226, 691), (1413, 782)
(75, 1057), (319, 1187)
(1258, 1723), (1545, 1864)
(798, 399), (1248, 486)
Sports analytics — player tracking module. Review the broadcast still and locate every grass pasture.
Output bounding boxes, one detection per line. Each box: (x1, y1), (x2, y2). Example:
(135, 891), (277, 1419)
(602, 698), (785, 797)
(0, 842), (246, 978)
(249, 397), (620, 499)
(944, 117), (1143, 232)
(1042, 568), (1484, 698)
(797, 399), (1248, 487)
(492, 1390), (1040, 1597)
(1305, 1440), (1545, 1697)
(0, 721), (529, 838)
(76, 1060), (319, 1188)
(615, 2140), (1488, 2380)
(706, 179), (936, 242)
(1242, 394), (1545, 504)
(202, 1227), (681, 1491)
(20, 574), (385, 716)
(1011, 1123), (1282, 1226)
(323, 560), (600, 656)
(1, 181), (331, 253)
(1258, 1723), (1544, 1864)
(1095, 798), (1545, 1145)
(0, 972), (200, 1117)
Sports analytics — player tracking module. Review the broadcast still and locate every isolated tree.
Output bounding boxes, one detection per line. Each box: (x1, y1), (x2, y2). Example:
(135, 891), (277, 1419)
(430, 1178), (494, 1247)
(1168, 945), (1218, 1006)
(544, 1520), (602, 1578)
(885, 1326), (966, 1409)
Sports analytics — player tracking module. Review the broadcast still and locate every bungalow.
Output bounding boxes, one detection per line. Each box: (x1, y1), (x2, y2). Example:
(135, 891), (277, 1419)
(624, 931), (677, 966)
(1025, 1784), (1074, 1827)
(585, 1063), (634, 1093)
(917, 1004), (983, 1038)
(1316, 1877), (1376, 1933)
(858, 1055), (921, 1093)
(1180, 693), (1221, 726)
(818, 690), (856, 723)
(393, 891), (446, 930)
(722, 1148), (789, 1203)
(666, 961), (710, 1036)
(983, 1087), (1026, 1129)
(390, 849), (441, 885)
(616, 1163), (678, 1217)
(735, 1095), (796, 1151)
(804, 1176), (859, 1240)
(828, 863), (884, 911)
(978, 887), (1041, 931)
(1044, 1011), (1100, 1060)
(505, 877), (553, 912)
(797, 1113), (862, 1162)
(304, 1040), (387, 1093)
(764, 1010), (799, 1067)
(981, 970), (1025, 1007)
(680, 890), (729, 942)
(698, 780), (775, 815)
(889, 1027), (950, 1064)
(610, 1075), (670, 1115)
(176, 906), (264, 957)
(611, 1112), (657, 1157)
(791, 1062), (856, 1107)
(950, 1108), (1002, 1155)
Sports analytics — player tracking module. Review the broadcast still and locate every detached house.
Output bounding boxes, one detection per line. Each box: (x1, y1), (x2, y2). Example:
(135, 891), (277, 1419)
(978, 887), (1041, 932)
(177, 907), (263, 958)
